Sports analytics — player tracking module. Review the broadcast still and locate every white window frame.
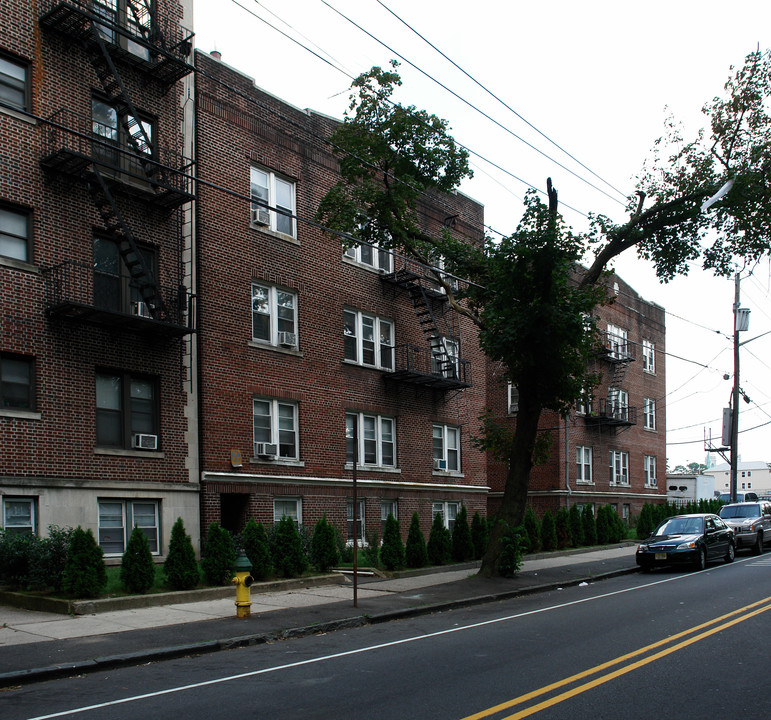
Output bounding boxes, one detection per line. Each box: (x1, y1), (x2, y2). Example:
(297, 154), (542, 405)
(433, 423), (461, 472)
(2, 496), (37, 535)
(273, 497), (301, 524)
(343, 309), (394, 370)
(344, 240), (393, 273)
(381, 500), (397, 535)
(97, 499), (160, 556)
(251, 282), (297, 347)
(644, 455), (657, 487)
(432, 336), (460, 378)
(507, 383), (519, 414)
(576, 390), (592, 416)
(642, 339), (655, 373)
(0, 53), (29, 112)
(609, 450), (630, 485)
(606, 324), (629, 360)
(432, 501), (460, 532)
(346, 412), (396, 468)
(576, 445), (593, 484)
(643, 397), (656, 430)
(250, 166), (296, 237)
(608, 388), (629, 421)
(253, 398), (298, 460)
(347, 499), (365, 543)
(0, 205), (31, 264)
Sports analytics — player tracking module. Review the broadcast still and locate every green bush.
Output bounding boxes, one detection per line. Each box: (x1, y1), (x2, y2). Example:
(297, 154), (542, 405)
(582, 505), (597, 545)
(498, 524), (526, 578)
(596, 505), (610, 545)
(555, 508), (571, 549)
(336, 525), (353, 563)
(363, 529), (380, 567)
(451, 505), (475, 562)
(310, 515), (339, 573)
(0, 530), (39, 588)
(523, 506), (541, 553)
(470, 511), (489, 560)
(427, 512), (452, 565)
(164, 517), (200, 591)
(62, 526), (107, 599)
(120, 527), (155, 594)
(242, 518), (272, 580)
(271, 516), (307, 578)
(568, 505), (584, 547)
(405, 512), (429, 568)
(380, 514), (405, 571)
(541, 511), (557, 551)
(201, 523), (236, 586)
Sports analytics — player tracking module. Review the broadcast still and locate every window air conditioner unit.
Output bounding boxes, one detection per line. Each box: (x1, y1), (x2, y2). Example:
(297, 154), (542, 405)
(131, 301), (153, 318)
(251, 208), (271, 226)
(277, 331), (296, 348)
(433, 459), (447, 470)
(255, 442), (278, 458)
(132, 433), (158, 450)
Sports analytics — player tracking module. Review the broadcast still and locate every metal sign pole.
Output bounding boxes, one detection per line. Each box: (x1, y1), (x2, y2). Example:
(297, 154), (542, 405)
(352, 419), (358, 608)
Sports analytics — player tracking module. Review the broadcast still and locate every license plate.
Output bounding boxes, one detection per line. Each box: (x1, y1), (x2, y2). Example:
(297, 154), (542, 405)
(655, 553), (667, 560)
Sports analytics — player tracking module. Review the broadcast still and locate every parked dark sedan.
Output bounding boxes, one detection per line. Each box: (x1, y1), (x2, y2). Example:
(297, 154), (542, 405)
(636, 513), (736, 571)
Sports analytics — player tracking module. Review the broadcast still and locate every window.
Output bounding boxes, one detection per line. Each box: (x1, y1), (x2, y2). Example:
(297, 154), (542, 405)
(343, 310), (394, 370)
(644, 456), (657, 487)
(344, 241), (392, 273)
(609, 450), (629, 485)
(576, 445), (592, 483)
(250, 166), (296, 237)
(95, 371), (158, 449)
(347, 500), (365, 543)
(94, 236), (157, 314)
(643, 398), (656, 430)
(576, 390), (592, 416)
(432, 501), (460, 532)
(346, 412), (396, 467)
(253, 398), (298, 459)
(381, 500), (397, 535)
(92, 97), (155, 174)
(608, 389), (629, 421)
(0, 53), (29, 111)
(2, 497), (36, 536)
(622, 504), (630, 521)
(0, 205), (31, 263)
(98, 499), (159, 555)
(606, 324), (629, 359)
(433, 424), (460, 472)
(432, 337), (460, 379)
(642, 339), (655, 373)
(508, 383), (519, 414)
(251, 283), (297, 347)
(274, 497), (301, 524)
(93, 0), (153, 60)
(1, 353), (34, 410)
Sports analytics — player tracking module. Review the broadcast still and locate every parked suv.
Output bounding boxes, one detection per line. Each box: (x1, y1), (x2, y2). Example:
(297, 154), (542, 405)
(718, 492), (759, 503)
(718, 501), (771, 554)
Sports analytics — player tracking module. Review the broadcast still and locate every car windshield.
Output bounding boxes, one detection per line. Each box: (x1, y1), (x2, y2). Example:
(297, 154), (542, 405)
(720, 504), (760, 519)
(655, 517), (703, 536)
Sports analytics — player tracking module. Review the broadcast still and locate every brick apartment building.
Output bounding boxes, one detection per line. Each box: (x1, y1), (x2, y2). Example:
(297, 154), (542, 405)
(193, 50), (489, 544)
(0, 0), (200, 556)
(486, 273), (667, 521)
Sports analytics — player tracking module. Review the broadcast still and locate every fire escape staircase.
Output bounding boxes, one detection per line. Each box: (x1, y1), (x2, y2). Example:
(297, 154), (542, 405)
(585, 337), (637, 430)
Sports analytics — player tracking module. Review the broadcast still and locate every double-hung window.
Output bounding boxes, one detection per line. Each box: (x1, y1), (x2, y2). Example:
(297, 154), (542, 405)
(93, 236), (157, 315)
(344, 241), (392, 273)
(606, 323), (629, 359)
(0, 53), (29, 112)
(381, 500), (397, 535)
(507, 383), (519, 414)
(250, 167), (296, 237)
(1, 353), (34, 411)
(251, 283), (297, 348)
(2, 497), (36, 536)
(608, 389), (629, 422)
(347, 499), (365, 543)
(576, 445), (592, 483)
(644, 456), (657, 487)
(98, 499), (160, 555)
(346, 412), (395, 467)
(92, 97), (155, 176)
(642, 339), (655, 373)
(432, 337), (460, 378)
(432, 501), (460, 532)
(93, 1), (153, 60)
(609, 450), (629, 485)
(95, 371), (158, 450)
(253, 398), (298, 460)
(0, 205), (31, 263)
(643, 397), (656, 430)
(343, 310), (394, 370)
(274, 498), (301, 524)
(433, 424), (460, 472)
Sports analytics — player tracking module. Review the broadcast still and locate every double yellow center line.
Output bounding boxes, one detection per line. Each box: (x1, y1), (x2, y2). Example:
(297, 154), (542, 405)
(461, 595), (771, 720)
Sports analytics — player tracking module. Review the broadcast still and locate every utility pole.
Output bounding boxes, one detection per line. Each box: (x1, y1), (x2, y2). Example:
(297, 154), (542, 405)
(730, 273), (740, 503)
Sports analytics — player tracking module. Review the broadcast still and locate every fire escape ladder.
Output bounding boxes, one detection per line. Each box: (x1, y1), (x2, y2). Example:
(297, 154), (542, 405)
(87, 166), (169, 320)
(126, 0), (158, 52)
(610, 358), (630, 389)
(408, 282), (454, 376)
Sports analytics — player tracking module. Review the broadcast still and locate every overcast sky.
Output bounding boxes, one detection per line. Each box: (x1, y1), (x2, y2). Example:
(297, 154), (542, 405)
(193, 0), (771, 471)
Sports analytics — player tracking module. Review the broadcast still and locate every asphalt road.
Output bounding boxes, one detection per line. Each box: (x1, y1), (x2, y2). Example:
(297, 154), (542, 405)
(5, 552), (771, 720)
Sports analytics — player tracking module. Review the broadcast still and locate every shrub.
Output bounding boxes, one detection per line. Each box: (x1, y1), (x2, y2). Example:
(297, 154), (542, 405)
(540, 511), (557, 551)
(201, 523), (236, 586)
(596, 505), (610, 545)
(271, 516), (307, 578)
(310, 515), (339, 573)
(242, 519), (272, 580)
(62, 526), (107, 599)
(362, 529), (380, 567)
(164, 517), (200, 591)
(405, 512), (429, 568)
(451, 505), (474, 562)
(523, 506), (541, 553)
(427, 512), (452, 565)
(380, 514), (405, 571)
(582, 505), (597, 546)
(497, 524), (526, 578)
(336, 525), (353, 563)
(555, 508), (571, 549)
(120, 527), (155, 594)
(637, 503), (655, 539)
(568, 505), (584, 547)
(470, 511), (489, 560)
(0, 530), (39, 588)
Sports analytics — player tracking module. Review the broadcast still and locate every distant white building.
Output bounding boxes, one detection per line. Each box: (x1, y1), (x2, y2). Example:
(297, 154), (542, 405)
(666, 474), (715, 504)
(702, 461), (771, 497)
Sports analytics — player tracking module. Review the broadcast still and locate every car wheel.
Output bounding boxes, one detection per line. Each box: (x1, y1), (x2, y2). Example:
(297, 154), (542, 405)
(754, 533), (764, 555)
(694, 547), (707, 571)
(725, 541), (735, 563)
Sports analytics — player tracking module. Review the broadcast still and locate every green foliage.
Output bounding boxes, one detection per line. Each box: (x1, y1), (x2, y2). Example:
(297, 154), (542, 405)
(581, 505), (597, 546)
(497, 524), (526, 578)
(595, 505), (611, 545)
(380, 514), (406, 571)
(405, 512), (429, 568)
(270, 516), (308, 578)
(242, 518), (272, 581)
(0, 530), (38, 588)
(427, 512), (452, 565)
(555, 508), (571, 549)
(201, 523), (236, 586)
(470, 511), (489, 560)
(451, 505), (475, 562)
(62, 527), (107, 599)
(568, 505), (584, 547)
(637, 503), (655, 539)
(362, 528), (380, 567)
(310, 515), (339, 573)
(120, 527), (155, 594)
(0, 526), (75, 592)
(164, 517), (200, 591)
(336, 525), (354, 563)
(540, 511), (557, 551)
(523, 506), (541, 553)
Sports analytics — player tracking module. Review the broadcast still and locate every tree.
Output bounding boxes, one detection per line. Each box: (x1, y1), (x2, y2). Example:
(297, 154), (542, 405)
(318, 52), (771, 575)
(380, 513), (406, 571)
(242, 518), (272, 581)
(405, 512), (429, 568)
(62, 526), (107, 599)
(310, 515), (339, 573)
(201, 522), (236, 586)
(121, 527), (155, 594)
(271, 516), (307, 578)
(164, 517), (200, 591)
(427, 511), (452, 565)
(451, 505), (474, 562)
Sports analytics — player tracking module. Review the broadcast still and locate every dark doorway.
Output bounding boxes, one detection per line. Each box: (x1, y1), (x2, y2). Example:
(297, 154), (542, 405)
(220, 493), (249, 534)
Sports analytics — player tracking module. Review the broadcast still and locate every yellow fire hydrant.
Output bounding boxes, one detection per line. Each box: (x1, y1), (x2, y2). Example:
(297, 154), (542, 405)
(231, 550), (254, 618)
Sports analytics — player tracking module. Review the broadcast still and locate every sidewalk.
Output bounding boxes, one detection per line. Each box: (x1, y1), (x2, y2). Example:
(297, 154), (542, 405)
(0, 544), (638, 686)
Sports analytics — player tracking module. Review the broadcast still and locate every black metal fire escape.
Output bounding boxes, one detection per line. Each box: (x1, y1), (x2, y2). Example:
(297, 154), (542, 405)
(585, 332), (637, 430)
